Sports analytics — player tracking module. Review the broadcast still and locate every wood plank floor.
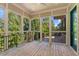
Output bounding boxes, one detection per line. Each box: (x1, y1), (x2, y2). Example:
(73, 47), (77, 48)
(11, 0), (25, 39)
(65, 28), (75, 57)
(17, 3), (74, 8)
(0, 41), (77, 56)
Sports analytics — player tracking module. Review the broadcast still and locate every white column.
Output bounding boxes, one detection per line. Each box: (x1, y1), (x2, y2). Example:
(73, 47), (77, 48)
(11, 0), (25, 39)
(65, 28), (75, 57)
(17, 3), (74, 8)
(49, 15), (52, 46)
(20, 12), (24, 43)
(4, 3), (8, 50)
(77, 4), (79, 55)
(21, 12), (24, 34)
(29, 18), (32, 41)
(66, 13), (70, 46)
(29, 18), (31, 31)
(39, 15), (42, 42)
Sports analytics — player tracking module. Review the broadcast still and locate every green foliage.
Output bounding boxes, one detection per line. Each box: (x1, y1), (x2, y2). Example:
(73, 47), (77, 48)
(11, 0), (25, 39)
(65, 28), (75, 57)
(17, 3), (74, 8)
(34, 32), (40, 40)
(31, 18), (40, 31)
(0, 33), (4, 50)
(23, 18), (29, 31)
(8, 12), (21, 31)
(51, 21), (57, 31)
(8, 32), (24, 48)
(8, 11), (23, 48)
(42, 16), (49, 35)
(0, 18), (4, 50)
(0, 18), (4, 32)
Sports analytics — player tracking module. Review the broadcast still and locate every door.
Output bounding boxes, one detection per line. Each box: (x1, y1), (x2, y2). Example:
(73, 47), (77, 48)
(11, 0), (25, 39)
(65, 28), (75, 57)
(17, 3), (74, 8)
(70, 6), (77, 51)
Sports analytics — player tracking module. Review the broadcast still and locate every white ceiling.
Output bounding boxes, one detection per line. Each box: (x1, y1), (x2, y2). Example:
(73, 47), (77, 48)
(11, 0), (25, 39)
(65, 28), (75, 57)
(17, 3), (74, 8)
(17, 3), (69, 13)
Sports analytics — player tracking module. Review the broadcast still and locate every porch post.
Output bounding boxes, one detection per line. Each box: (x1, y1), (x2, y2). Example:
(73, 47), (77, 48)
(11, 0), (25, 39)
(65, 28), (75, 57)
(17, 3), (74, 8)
(21, 11), (24, 43)
(49, 11), (52, 46)
(66, 8), (70, 46)
(4, 3), (8, 50)
(39, 14), (42, 42)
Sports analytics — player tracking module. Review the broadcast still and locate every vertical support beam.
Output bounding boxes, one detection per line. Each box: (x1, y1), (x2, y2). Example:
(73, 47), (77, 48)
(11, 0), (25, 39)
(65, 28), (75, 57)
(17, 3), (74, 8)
(29, 18), (31, 31)
(21, 12), (24, 34)
(49, 11), (52, 46)
(39, 14), (42, 42)
(20, 11), (24, 43)
(29, 17), (32, 41)
(77, 4), (79, 55)
(4, 3), (8, 50)
(66, 7), (70, 46)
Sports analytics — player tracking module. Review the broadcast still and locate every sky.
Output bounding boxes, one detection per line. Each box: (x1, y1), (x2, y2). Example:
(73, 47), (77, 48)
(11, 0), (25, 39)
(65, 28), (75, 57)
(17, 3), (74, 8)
(51, 16), (61, 27)
(0, 8), (4, 19)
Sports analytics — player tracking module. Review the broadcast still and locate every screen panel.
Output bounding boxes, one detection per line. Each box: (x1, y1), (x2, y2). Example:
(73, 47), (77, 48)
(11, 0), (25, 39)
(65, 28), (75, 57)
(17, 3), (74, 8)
(31, 18), (40, 31)
(8, 11), (23, 48)
(23, 17), (29, 31)
(41, 16), (49, 42)
(0, 7), (5, 51)
(51, 15), (66, 31)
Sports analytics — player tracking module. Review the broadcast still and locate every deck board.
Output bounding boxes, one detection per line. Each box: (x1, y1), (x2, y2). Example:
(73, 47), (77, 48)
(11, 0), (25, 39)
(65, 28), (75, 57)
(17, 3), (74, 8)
(0, 41), (77, 56)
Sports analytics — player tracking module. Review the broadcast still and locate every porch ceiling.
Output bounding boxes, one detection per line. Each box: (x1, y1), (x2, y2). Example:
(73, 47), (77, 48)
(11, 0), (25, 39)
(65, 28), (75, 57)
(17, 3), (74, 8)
(16, 3), (70, 14)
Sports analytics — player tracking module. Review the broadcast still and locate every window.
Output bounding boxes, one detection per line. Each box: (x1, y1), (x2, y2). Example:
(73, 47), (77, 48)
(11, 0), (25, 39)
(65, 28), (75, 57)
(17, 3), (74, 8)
(70, 6), (77, 51)
(8, 11), (21, 32)
(23, 17), (29, 31)
(41, 16), (50, 42)
(8, 11), (22, 48)
(51, 15), (66, 43)
(42, 16), (49, 35)
(31, 18), (40, 31)
(0, 8), (5, 32)
(0, 7), (5, 50)
(51, 15), (66, 31)
(31, 17), (40, 41)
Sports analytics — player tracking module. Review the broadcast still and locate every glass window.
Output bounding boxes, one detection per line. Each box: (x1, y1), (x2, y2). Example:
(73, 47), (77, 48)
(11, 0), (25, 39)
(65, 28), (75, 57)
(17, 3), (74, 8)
(70, 6), (77, 51)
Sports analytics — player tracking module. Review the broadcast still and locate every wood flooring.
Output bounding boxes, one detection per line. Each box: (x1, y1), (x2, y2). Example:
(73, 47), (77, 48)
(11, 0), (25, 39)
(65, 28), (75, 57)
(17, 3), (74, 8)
(0, 41), (77, 56)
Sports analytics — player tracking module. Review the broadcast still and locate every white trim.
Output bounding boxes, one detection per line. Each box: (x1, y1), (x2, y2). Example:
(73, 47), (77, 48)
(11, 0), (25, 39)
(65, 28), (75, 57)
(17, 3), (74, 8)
(51, 31), (66, 33)
(69, 4), (77, 12)
(8, 9), (22, 16)
(13, 3), (30, 15)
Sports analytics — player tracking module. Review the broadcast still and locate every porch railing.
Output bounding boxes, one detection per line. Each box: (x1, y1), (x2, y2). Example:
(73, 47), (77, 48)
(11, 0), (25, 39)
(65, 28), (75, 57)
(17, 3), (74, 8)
(0, 31), (40, 52)
(0, 32), (29, 52)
